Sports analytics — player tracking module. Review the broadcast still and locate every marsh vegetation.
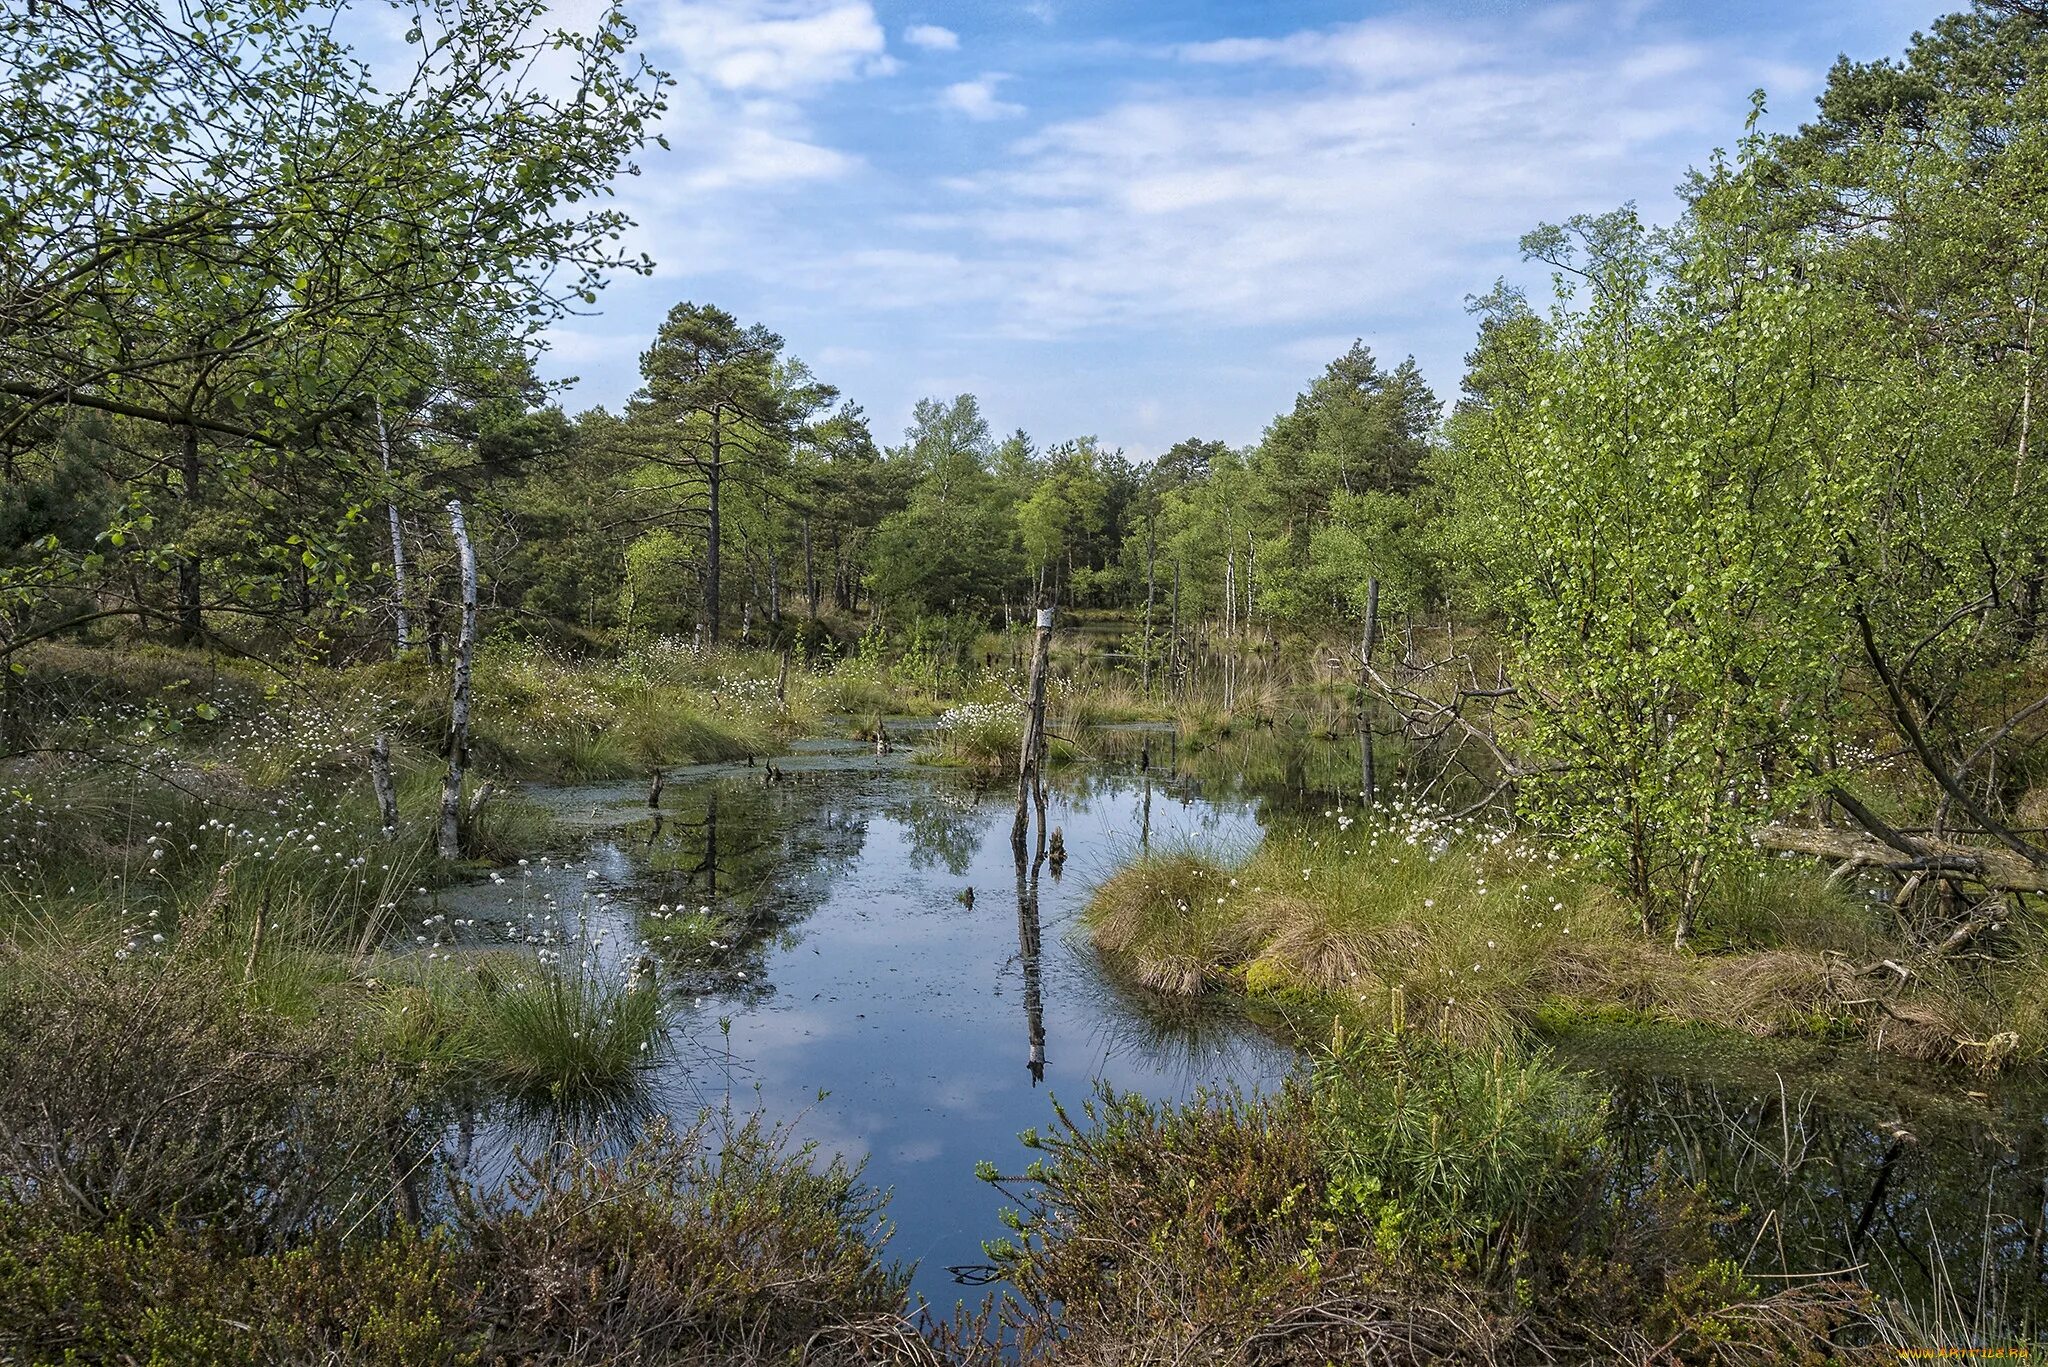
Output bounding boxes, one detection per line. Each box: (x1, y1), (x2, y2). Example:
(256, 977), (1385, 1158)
(7, 0), (2048, 1361)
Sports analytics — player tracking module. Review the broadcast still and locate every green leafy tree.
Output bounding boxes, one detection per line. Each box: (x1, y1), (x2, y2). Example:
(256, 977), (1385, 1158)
(867, 396), (1020, 620)
(1442, 135), (1860, 944)
(624, 304), (835, 644)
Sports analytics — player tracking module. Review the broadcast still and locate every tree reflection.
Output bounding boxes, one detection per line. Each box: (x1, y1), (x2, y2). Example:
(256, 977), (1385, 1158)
(884, 784), (984, 874)
(1597, 1063), (2048, 1328)
(1017, 859), (1047, 1084)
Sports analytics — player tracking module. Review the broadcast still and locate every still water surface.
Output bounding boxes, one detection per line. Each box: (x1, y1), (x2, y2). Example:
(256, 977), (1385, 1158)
(422, 728), (2048, 1329)
(429, 734), (1293, 1306)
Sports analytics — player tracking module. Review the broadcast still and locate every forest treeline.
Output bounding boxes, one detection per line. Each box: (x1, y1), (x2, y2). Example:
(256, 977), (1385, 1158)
(3, 0), (2047, 944)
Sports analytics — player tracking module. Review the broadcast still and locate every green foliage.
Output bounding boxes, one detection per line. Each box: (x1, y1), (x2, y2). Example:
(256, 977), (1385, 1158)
(984, 1062), (1868, 1364)
(0, 0), (666, 664)
(1442, 173), (1854, 939)
(0, 1217), (483, 1366)
(1313, 1028), (1606, 1250)
(467, 959), (666, 1121)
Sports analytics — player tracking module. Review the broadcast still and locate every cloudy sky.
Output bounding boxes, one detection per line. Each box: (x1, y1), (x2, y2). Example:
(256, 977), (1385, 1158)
(537, 0), (1935, 455)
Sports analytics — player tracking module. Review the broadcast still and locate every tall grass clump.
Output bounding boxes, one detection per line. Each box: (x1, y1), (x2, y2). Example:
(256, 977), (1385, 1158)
(922, 700), (1021, 772)
(1239, 814), (1627, 1046)
(469, 957), (668, 1120)
(463, 642), (787, 778)
(1084, 849), (1260, 996)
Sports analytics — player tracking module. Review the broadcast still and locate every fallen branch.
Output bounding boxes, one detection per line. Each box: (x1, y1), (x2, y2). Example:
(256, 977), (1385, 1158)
(1755, 824), (2048, 893)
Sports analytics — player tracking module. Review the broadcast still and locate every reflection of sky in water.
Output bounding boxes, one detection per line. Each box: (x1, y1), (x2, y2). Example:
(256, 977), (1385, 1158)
(419, 736), (2048, 1328)
(424, 741), (1295, 1307)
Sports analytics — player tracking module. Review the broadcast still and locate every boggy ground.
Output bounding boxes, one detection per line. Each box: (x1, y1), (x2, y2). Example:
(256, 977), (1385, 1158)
(0, 648), (2019, 1365)
(1086, 798), (2048, 1072)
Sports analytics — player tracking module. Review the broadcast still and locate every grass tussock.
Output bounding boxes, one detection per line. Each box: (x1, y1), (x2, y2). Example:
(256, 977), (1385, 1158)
(1084, 800), (2045, 1067)
(465, 956), (667, 1120)
(1086, 850), (1262, 996)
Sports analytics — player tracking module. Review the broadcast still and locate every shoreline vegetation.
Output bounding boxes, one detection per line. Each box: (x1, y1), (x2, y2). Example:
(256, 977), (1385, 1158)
(1084, 802), (2047, 1072)
(3, 638), (2040, 1361)
(6, 0), (2048, 1359)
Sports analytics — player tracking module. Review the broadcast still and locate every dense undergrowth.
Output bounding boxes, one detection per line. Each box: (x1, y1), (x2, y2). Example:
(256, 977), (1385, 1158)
(2, 637), (2039, 1363)
(0, 933), (1917, 1366)
(0, 951), (913, 1365)
(974, 1032), (1882, 1365)
(1086, 801), (2048, 1071)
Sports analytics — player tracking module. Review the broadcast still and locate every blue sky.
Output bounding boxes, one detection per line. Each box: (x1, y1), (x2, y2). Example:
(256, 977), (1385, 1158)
(536, 0), (1936, 455)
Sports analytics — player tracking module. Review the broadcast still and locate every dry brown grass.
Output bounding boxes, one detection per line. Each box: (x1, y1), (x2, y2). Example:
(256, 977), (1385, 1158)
(1084, 810), (2048, 1068)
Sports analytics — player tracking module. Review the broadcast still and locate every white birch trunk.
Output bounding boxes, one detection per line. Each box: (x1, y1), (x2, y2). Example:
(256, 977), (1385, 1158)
(437, 499), (478, 860)
(376, 398), (411, 654)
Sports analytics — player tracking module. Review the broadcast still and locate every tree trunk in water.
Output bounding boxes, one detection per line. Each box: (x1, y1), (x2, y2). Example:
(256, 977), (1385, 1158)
(1013, 601), (1054, 863)
(372, 732), (398, 837)
(376, 398), (412, 654)
(437, 499), (478, 860)
(177, 424), (202, 644)
(1359, 577), (1379, 806)
(1016, 863), (1046, 1084)
(703, 412), (723, 645)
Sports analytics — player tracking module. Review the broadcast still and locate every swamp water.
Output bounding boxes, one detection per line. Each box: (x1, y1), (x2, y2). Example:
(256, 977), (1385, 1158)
(415, 730), (2048, 1331)
(419, 733), (1294, 1307)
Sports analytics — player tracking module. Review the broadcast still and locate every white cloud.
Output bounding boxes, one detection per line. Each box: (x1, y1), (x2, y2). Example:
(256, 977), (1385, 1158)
(904, 23), (959, 51)
(657, 0), (893, 93)
(678, 124), (861, 189)
(941, 74), (1025, 121)
(829, 6), (1813, 341)
(588, 0), (890, 230)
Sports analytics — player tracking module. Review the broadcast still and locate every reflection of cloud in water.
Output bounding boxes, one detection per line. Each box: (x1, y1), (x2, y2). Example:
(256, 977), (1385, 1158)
(422, 738), (1298, 1310)
(1068, 965), (1298, 1094)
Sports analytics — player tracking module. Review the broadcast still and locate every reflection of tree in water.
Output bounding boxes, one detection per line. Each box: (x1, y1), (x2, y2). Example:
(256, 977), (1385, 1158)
(1070, 962), (1296, 1093)
(1078, 724), (1363, 823)
(1086, 721), (1500, 823)
(1015, 861), (1047, 1085)
(1600, 1066), (2048, 1330)
(881, 781), (985, 875)
(627, 776), (872, 997)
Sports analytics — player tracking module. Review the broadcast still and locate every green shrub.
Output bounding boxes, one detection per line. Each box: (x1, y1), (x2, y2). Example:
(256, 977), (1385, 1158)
(0, 1217), (482, 1366)
(0, 950), (429, 1249)
(1312, 1023), (1606, 1253)
(982, 1039), (1873, 1364)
